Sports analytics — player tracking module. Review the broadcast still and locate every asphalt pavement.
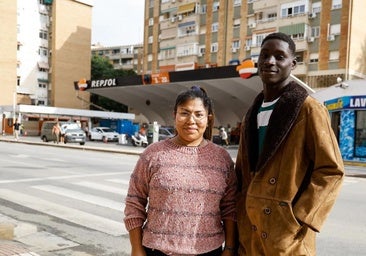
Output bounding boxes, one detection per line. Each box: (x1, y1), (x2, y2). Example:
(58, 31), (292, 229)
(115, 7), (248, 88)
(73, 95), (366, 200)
(0, 134), (365, 255)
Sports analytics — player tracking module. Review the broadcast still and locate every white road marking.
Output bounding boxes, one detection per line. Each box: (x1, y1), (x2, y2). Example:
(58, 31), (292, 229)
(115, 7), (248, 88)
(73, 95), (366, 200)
(0, 171), (131, 184)
(0, 189), (127, 236)
(74, 181), (128, 196)
(32, 185), (124, 212)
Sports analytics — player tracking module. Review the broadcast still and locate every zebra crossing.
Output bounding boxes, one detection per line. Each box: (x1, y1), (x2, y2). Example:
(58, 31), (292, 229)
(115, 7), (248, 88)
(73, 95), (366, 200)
(0, 176), (131, 236)
(0, 175), (362, 238)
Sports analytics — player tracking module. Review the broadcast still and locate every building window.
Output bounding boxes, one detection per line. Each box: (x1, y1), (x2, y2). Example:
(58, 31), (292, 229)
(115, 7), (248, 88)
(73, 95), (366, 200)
(232, 40), (240, 49)
(355, 111), (366, 157)
(177, 43), (198, 57)
(39, 47), (48, 56)
(211, 22), (219, 32)
(149, 18), (154, 26)
(178, 23), (196, 37)
(329, 51), (339, 62)
(312, 2), (321, 13)
(211, 43), (218, 53)
(213, 2), (220, 12)
(17, 76), (20, 86)
(245, 39), (252, 48)
(311, 26), (320, 37)
(330, 24), (341, 35)
(148, 36), (153, 44)
(233, 0), (241, 6)
(255, 34), (267, 47)
(268, 13), (277, 21)
(309, 53), (319, 63)
(233, 19), (240, 28)
(39, 30), (47, 39)
(281, 1), (307, 18)
(200, 4), (207, 14)
(332, 0), (342, 9)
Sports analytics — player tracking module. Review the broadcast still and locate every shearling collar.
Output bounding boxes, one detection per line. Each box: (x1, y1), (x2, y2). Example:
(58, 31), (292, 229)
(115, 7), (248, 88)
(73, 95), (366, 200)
(244, 81), (309, 173)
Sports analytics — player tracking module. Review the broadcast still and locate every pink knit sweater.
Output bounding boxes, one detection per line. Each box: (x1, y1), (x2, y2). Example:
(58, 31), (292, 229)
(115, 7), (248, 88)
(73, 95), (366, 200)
(124, 139), (236, 255)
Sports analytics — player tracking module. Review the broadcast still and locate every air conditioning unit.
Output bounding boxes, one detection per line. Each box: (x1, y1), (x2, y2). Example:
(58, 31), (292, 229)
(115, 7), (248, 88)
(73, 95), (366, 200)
(309, 12), (316, 19)
(327, 35), (335, 41)
(307, 37), (315, 42)
(249, 23), (256, 28)
(245, 46), (251, 51)
(178, 15), (183, 21)
(232, 48), (237, 53)
(170, 17), (176, 23)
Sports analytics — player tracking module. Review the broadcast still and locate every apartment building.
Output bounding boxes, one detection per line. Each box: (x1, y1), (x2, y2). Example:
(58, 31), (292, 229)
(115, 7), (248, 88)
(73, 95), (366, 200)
(0, 0), (92, 111)
(143, 0), (366, 88)
(91, 43), (144, 74)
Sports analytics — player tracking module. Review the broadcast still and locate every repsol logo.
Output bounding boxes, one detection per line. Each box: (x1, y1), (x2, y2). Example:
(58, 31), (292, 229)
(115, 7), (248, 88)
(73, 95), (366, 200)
(91, 78), (117, 88)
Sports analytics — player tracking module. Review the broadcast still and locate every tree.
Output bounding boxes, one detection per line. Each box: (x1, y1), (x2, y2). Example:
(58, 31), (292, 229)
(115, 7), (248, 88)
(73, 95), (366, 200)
(90, 55), (136, 112)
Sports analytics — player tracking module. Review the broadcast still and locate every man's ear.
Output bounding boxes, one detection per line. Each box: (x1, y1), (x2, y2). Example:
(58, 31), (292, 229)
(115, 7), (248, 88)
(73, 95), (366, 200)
(291, 57), (297, 70)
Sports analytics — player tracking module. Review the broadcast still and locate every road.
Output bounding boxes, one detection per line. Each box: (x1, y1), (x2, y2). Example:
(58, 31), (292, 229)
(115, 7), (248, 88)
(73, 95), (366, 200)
(0, 141), (137, 255)
(0, 139), (366, 255)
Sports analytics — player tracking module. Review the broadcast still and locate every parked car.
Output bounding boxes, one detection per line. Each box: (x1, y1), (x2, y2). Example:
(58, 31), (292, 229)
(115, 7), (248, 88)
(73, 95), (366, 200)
(147, 126), (175, 143)
(89, 127), (119, 142)
(40, 121), (59, 143)
(62, 123), (86, 145)
(41, 121), (86, 145)
(158, 126), (175, 141)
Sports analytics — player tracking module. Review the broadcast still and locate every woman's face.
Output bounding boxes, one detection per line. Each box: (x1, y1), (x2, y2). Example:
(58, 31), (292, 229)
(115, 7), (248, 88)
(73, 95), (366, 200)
(174, 98), (208, 146)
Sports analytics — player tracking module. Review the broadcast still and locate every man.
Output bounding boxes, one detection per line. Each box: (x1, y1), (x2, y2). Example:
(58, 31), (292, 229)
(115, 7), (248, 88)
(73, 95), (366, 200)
(235, 32), (344, 255)
(13, 119), (21, 141)
(52, 122), (61, 144)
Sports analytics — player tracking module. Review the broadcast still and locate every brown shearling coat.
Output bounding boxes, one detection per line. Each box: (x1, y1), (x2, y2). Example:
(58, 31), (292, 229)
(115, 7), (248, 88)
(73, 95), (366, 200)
(235, 82), (344, 255)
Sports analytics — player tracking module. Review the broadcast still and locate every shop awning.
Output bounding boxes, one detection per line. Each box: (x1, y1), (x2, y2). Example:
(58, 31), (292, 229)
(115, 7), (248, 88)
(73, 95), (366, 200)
(177, 2), (196, 14)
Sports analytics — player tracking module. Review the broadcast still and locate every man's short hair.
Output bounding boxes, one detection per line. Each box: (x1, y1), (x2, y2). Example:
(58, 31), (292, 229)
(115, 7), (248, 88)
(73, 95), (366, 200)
(261, 32), (296, 56)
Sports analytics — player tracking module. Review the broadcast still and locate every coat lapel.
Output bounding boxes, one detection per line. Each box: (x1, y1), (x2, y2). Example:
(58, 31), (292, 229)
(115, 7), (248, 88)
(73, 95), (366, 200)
(245, 81), (309, 173)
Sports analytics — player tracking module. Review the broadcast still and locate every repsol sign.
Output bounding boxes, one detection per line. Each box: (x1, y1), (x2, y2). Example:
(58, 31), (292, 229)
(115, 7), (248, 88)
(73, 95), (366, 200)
(91, 78), (117, 88)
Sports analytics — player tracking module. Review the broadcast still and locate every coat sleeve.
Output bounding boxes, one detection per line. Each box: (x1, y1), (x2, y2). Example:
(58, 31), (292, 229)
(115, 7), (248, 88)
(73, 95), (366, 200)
(293, 101), (344, 232)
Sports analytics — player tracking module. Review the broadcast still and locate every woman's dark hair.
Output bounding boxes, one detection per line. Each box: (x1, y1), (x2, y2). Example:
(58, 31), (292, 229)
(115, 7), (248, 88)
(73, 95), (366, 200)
(174, 85), (215, 140)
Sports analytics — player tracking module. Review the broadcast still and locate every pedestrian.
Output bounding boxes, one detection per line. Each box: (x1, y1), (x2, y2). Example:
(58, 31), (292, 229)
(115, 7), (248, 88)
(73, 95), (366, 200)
(52, 122), (61, 144)
(220, 127), (229, 146)
(13, 118), (21, 141)
(235, 32), (344, 255)
(124, 85), (237, 255)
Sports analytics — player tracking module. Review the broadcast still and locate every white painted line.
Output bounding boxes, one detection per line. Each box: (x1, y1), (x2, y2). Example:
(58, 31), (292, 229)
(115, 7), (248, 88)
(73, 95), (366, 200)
(0, 189), (127, 236)
(74, 181), (128, 196)
(105, 179), (130, 185)
(32, 185), (124, 212)
(0, 171), (131, 184)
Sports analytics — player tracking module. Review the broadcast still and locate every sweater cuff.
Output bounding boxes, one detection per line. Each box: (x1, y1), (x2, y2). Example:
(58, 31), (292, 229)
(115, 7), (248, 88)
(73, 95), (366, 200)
(124, 218), (144, 231)
(222, 211), (237, 222)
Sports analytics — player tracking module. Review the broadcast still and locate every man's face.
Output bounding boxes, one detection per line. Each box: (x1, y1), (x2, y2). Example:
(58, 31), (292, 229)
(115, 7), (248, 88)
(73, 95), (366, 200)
(257, 39), (296, 86)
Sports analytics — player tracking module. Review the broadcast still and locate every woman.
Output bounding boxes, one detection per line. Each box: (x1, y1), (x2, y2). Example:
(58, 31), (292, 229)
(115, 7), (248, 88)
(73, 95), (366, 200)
(124, 86), (237, 256)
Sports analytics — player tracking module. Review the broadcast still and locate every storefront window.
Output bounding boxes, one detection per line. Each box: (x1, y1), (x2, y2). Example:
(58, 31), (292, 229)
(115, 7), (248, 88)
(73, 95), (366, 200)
(330, 111), (341, 142)
(355, 111), (366, 157)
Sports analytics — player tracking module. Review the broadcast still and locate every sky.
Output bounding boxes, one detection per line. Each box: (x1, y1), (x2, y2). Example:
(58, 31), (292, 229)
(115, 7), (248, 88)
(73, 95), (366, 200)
(91, 0), (145, 47)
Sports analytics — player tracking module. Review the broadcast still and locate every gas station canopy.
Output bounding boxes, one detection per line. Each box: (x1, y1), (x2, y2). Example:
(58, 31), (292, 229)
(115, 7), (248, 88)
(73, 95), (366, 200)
(78, 65), (263, 126)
